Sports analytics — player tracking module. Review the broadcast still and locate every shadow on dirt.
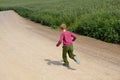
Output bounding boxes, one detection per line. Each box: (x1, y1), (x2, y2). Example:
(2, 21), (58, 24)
(44, 59), (76, 70)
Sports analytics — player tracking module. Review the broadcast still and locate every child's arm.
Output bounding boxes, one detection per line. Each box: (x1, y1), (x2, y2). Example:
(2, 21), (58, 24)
(71, 33), (77, 41)
(56, 34), (64, 47)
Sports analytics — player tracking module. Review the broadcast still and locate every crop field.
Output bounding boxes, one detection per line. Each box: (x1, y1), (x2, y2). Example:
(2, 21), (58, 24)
(0, 0), (120, 43)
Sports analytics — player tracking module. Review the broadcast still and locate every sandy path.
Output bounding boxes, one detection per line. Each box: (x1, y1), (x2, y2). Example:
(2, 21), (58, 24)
(0, 10), (120, 80)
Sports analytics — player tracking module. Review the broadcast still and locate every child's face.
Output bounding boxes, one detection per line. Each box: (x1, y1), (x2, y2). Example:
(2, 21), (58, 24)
(59, 26), (66, 32)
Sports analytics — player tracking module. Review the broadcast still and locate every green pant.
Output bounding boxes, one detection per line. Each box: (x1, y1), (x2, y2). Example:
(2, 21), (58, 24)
(62, 45), (75, 64)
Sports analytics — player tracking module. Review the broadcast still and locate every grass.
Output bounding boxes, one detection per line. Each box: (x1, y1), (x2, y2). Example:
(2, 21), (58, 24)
(0, 0), (120, 43)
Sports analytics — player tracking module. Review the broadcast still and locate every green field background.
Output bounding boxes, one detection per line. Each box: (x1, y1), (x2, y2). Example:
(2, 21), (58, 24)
(0, 0), (120, 43)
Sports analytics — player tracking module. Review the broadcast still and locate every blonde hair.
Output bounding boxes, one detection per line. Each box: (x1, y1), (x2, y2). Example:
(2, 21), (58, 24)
(60, 24), (67, 30)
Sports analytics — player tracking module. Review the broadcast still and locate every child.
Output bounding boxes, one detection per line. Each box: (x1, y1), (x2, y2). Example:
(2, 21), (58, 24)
(56, 24), (80, 67)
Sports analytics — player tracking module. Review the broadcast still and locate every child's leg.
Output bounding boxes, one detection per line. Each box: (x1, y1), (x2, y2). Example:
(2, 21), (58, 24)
(68, 45), (75, 59)
(68, 45), (80, 64)
(62, 46), (69, 65)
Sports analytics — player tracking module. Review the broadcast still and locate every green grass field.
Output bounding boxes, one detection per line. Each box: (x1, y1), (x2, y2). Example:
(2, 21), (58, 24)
(0, 0), (120, 43)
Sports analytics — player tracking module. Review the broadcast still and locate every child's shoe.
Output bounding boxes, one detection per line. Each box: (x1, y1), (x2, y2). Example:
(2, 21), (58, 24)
(74, 56), (80, 64)
(63, 63), (70, 67)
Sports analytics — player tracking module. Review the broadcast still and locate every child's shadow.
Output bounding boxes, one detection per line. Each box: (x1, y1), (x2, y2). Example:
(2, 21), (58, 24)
(44, 59), (76, 70)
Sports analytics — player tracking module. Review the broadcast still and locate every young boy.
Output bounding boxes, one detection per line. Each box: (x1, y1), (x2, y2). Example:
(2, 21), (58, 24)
(56, 24), (80, 67)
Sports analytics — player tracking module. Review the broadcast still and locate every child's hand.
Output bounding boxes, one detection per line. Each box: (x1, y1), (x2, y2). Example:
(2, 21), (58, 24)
(56, 44), (59, 47)
(56, 41), (61, 47)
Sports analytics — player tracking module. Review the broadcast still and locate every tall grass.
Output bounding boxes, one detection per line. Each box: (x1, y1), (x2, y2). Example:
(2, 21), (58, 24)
(0, 0), (120, 43)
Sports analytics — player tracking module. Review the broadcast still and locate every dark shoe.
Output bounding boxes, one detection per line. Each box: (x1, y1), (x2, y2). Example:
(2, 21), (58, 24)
(74, 56), (80, 64)
(63, 63), (70, 67)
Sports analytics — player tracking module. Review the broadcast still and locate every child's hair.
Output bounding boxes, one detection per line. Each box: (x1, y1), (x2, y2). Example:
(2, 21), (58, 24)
(60, 24), (67, 30)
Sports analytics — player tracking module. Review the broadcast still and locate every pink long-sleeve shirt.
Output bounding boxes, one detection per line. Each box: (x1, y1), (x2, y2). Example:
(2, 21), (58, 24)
(56, 31), (76, 47)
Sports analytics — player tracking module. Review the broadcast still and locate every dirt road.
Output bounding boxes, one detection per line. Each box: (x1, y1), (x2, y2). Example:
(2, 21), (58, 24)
(0, 10), (120, 80)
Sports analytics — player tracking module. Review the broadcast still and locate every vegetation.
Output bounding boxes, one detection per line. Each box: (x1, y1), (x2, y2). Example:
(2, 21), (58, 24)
(0, 0), (120, 43)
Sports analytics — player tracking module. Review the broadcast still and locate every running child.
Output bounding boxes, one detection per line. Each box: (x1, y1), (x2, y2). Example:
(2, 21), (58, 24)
(56, 24), (80, 67)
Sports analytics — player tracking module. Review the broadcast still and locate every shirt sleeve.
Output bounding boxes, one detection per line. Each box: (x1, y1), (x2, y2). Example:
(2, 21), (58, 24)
(71, 32), (77, 41)
(56, 33), (64, 47)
